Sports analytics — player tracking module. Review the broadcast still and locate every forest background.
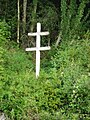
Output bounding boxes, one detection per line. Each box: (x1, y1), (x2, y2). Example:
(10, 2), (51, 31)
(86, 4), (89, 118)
(0, 0), (90, 119)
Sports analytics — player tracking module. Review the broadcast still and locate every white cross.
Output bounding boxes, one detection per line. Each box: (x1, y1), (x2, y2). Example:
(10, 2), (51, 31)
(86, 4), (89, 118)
(25, 23), (50, 78)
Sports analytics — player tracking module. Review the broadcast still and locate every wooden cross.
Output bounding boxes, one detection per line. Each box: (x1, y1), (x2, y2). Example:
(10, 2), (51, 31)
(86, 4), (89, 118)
(25, 23), (50, 78)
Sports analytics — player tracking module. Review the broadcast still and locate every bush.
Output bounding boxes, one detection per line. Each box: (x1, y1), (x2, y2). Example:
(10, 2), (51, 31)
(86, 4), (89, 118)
(0, 20), (11, 80)
(0, 45), (35, 119)
(0, 20), (10, 90)
(49, 39), (90, 119)
(0, 20), (10, 45)
(4, 48), (34, 73)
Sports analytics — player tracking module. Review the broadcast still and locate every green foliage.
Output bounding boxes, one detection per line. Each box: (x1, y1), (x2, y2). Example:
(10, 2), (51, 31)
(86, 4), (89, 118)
(0, 20), (10, 85)
(37, 1), (59, 31)
(0, 37), (90, 119)
(60, 0), (89, 41)
(50, 39), (90, 118)
(5, 49), (34, 73)
(37, 1), (59, 45)
(0, 47), (4, 80)
(0, 20), (11, 45)
(0, 45), (34, 119)
(27, 1), (59, 46)
(0, 0), (90, 119)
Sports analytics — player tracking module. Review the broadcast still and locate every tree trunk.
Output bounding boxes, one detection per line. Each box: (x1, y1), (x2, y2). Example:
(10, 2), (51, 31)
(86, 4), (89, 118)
(55, 32), (61, 47)
(17, 0), (20, 43)
(30, 0), (38, 32)
(28, 0), (38, 47)
(22, 0), (27, 34)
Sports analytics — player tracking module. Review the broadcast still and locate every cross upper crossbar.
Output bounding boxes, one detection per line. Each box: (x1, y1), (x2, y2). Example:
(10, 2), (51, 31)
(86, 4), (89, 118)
(28, 32), (49, 36)
(25, 23), (50, 78)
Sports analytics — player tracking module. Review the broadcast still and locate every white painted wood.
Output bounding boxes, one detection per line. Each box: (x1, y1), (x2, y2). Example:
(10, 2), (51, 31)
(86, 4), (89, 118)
(25, 23), (50, 78)
(26, 46), (50, 51)
(26, 48), (37, 51)
(36, 23), (40, 78)
(39, 46), (51, 51)
(28, 32), (49, 36)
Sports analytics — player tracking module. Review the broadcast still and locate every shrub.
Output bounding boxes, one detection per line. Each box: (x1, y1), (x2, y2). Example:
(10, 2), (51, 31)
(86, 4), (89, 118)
(4, 48), (34, 73)
(0, 20), (11, 45)
(49, 39), (90, 119)
(0, 44), (35, 119)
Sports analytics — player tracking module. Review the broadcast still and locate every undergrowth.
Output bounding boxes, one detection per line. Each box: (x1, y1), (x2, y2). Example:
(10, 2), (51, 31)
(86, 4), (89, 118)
(0, 38), (90, 120)
(0, 20), (90, 119)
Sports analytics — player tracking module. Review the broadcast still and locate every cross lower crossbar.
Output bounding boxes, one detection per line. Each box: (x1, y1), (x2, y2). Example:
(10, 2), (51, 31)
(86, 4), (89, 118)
(26, 46), (50, 51)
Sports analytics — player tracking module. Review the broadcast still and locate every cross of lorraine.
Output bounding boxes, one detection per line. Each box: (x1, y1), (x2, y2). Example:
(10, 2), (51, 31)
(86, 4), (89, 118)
(25, 23), (50, 78)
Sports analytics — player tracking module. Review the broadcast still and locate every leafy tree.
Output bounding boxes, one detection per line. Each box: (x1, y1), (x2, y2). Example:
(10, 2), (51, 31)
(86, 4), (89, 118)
(55, 0), (90, 47)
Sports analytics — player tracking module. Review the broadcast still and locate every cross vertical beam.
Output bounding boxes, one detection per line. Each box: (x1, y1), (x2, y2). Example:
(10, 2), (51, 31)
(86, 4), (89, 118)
(36, 23), (41, 78)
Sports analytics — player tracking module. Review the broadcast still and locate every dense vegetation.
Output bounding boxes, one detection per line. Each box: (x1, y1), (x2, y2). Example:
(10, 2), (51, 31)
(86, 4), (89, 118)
(0, 0), (90, 119)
